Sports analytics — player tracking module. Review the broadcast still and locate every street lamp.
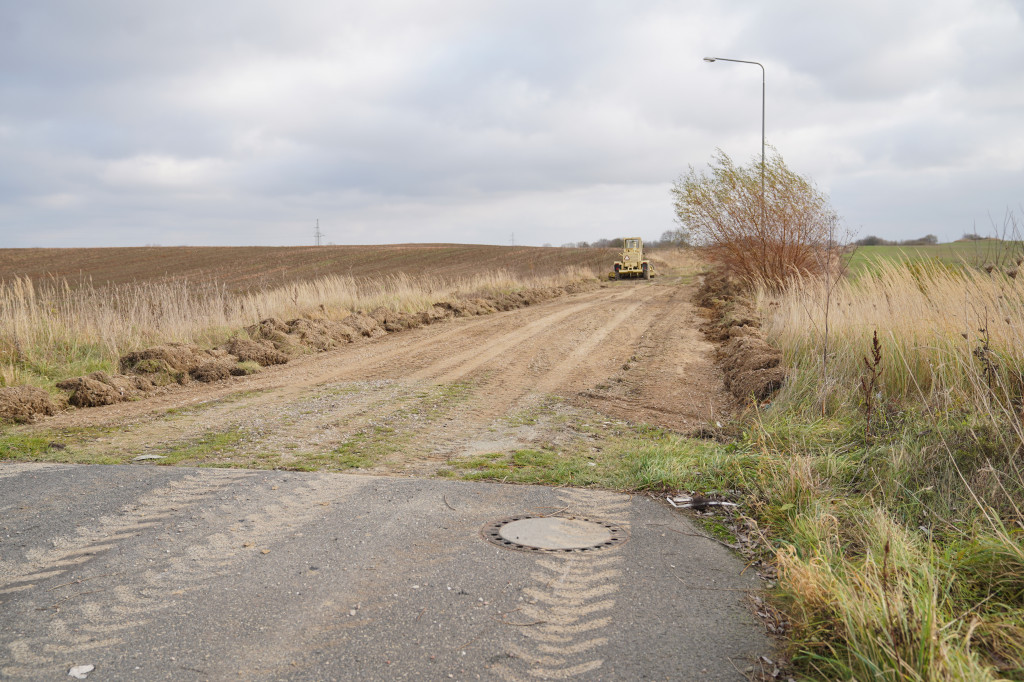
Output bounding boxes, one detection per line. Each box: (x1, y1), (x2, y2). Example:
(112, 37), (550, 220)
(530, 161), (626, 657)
(703, 57), (766, 252)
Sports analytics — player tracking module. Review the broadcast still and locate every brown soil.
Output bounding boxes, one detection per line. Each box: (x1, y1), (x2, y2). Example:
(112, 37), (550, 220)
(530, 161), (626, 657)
(13, 275), (732, 471)
(55, 372), (157, 408)
(224, 338), (290, 366)
(0, 386), (57, 423)
(0, 244), (615, 291)
(695, 271), (786, 403)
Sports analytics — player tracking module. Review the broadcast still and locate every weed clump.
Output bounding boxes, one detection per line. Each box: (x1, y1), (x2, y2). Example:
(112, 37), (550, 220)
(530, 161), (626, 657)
(231, 361), (262, 376)
(672, 148), (840, 284)
(734, 251), (1024, 679)
(119, 343), (205, 375)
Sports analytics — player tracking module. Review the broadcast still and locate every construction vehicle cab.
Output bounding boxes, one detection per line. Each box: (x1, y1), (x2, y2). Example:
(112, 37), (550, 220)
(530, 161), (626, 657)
(610, 237), (653, 280)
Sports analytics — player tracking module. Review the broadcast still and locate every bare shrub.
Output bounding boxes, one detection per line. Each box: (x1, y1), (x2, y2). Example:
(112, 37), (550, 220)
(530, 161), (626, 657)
(671, 148), (840, 285)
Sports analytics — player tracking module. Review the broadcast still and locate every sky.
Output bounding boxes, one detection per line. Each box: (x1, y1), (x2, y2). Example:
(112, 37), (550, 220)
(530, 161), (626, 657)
(1, 0), (1022, 248)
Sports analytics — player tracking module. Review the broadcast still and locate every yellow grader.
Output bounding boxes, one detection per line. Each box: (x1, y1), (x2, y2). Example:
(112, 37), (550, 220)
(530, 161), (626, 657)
(609, 237), (654, 280)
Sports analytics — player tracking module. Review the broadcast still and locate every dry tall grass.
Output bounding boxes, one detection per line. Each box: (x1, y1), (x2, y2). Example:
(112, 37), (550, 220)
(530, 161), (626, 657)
(759, 259), (1024, 415)
(0, 266), (597, 387)
(751, 258), (1024, 679)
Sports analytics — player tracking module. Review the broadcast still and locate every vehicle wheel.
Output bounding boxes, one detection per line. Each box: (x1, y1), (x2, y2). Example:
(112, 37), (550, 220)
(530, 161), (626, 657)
(643, 264), (650, 280)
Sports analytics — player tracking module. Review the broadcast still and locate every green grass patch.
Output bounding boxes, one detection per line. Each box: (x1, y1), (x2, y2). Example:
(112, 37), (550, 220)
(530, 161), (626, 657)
(333, 452), (377, 469)
(417, 381), (474, 420)
(441, 432), (738, 490)
(715, 409), (1024, 681)
(0, 426), (125, 465)
(848, 241), (1023, 275)
(234, 360), (262, 376)
(450, 447), (599, 485)
(150, 429), (249, 465)
(6, 341), (114, 388)
(303, 424), (410, 470)
(0, 433), (60, 461)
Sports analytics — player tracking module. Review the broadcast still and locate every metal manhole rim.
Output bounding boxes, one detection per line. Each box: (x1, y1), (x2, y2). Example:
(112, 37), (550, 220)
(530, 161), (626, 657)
(480, 514), (629, 553)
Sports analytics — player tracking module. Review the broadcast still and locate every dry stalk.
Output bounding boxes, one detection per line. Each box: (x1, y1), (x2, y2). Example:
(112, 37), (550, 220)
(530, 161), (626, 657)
(860, 330), (883, 438)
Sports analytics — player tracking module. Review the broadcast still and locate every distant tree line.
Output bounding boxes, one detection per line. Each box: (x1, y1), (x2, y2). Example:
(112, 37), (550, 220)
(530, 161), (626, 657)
(560, 229), (690, 249)
(852, 233), (1008, 246)
(853, 234), (938, 247)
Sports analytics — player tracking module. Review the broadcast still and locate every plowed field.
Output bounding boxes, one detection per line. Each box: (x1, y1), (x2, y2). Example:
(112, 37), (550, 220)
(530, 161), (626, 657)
(0, 244), (614, 290)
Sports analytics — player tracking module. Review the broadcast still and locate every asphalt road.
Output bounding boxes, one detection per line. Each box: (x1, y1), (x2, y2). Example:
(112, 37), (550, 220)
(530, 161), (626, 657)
(0, 463), (770, 680)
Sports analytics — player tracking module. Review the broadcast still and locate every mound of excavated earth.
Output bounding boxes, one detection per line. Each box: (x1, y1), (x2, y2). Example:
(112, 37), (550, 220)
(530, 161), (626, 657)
(56, 372), (156, 408)
(695, 271), (786, 403)
(119, 343), (209, 376)
(0, 386), (57, 423)
(225, 338), (290, 366)
(719, 336), (786, 402)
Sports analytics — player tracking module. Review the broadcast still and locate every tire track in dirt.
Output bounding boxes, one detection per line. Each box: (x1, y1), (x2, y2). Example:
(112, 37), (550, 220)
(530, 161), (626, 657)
(404, 287), (641, 386)
(531, 300), (645, 394)
(0, 471), (362, 678)
(493, 488), (632, 680)
(403, 283), (674, 463)
(428, 286), (663, 405)
(339, 287), (628, 383)
(577, 280), (726, 431)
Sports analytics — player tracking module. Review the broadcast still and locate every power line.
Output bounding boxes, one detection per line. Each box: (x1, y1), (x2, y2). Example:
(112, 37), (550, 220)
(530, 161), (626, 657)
(314, 219), (324, 246)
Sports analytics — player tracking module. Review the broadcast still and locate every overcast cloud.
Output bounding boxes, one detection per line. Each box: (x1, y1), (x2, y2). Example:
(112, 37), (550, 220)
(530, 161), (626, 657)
(1, 0), (1022, 247)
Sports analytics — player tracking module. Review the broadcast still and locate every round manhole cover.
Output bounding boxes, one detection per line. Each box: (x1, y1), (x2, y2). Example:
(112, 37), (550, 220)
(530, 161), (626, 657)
(482, 516), (627, 553)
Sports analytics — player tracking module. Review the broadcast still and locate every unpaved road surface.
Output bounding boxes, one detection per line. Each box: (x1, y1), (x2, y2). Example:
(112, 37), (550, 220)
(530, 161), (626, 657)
(27, 278), (729, 473)
(1, 277), (770, 679)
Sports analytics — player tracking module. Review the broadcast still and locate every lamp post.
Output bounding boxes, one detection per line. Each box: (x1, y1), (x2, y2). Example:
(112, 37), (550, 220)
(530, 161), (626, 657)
(703, 57), (766, 253)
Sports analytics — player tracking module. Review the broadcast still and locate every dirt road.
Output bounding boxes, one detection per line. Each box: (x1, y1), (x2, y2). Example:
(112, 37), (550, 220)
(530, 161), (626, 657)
(1, 276), (774, 680)
(34, 276), (729, 472)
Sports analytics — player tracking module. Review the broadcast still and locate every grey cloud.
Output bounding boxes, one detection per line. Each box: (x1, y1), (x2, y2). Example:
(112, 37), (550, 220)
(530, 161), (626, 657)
(0, 1), (1021, 247)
